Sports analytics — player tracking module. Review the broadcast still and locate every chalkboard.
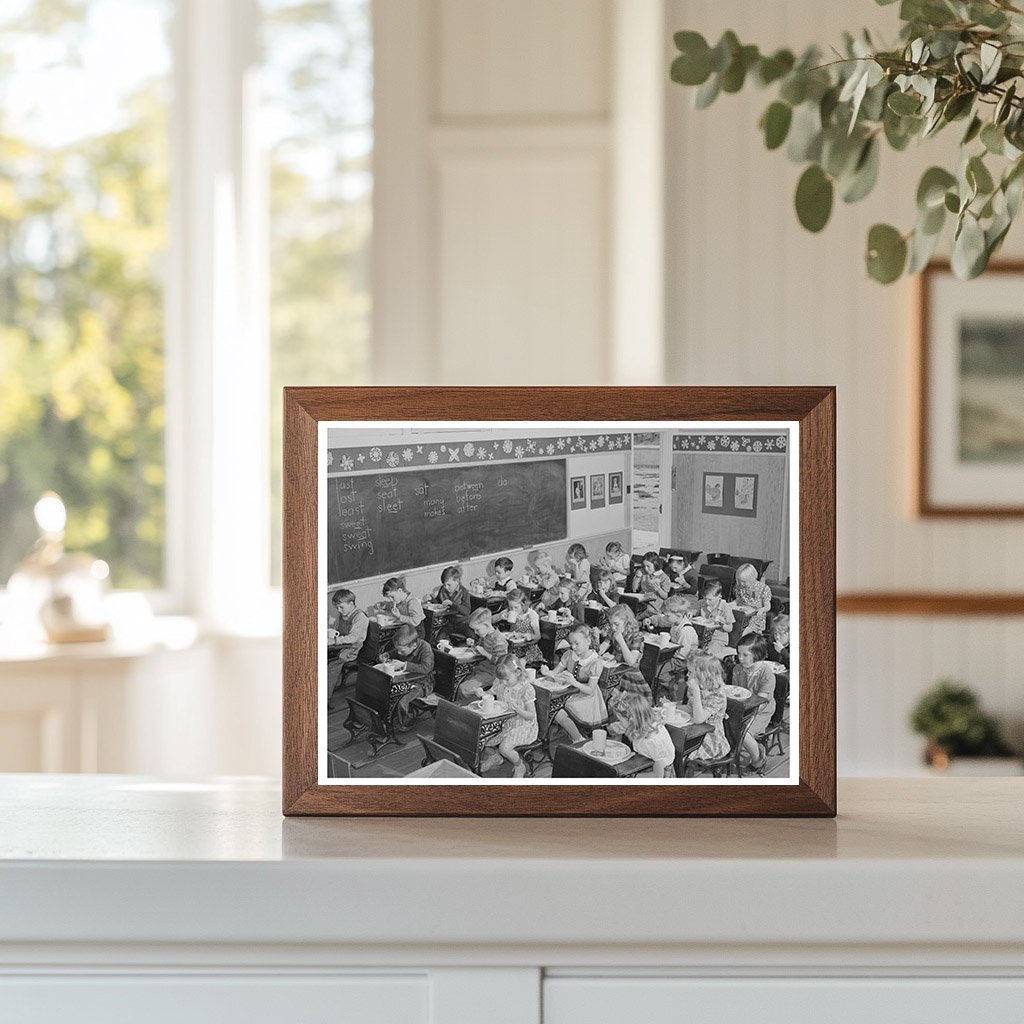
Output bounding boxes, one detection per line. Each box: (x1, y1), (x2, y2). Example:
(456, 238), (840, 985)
(327, 459), (568, 583)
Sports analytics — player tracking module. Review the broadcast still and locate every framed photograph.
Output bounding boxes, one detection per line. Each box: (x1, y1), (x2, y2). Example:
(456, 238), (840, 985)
(703, 474), (724, 508)
(917, 261), (1024, 516)
(570, 476), (587, 510)
(283, 387), (836, 817)
(608, 471), (623, 505)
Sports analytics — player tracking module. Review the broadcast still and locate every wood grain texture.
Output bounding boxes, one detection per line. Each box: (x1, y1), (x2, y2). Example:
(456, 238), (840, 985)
(838, 592), (1024, 615)
(282, 387), (836, 817)
(916, 260), (1024, 518)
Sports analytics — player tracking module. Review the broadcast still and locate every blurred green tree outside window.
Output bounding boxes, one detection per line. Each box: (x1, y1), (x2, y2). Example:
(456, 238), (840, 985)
(0, 0), (171, 589)
(262, 0), (372, 583)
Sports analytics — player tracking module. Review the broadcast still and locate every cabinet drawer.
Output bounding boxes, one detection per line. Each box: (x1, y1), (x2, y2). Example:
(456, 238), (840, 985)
(0, 974), (427, 1024)
(544, 977), (1024, 1023)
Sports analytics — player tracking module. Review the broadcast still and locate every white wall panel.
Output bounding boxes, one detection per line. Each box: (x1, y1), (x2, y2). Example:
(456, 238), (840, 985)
(436, 150), (608, 383)
(665, 0), (1024, 774)
(438, 0), (610, 120)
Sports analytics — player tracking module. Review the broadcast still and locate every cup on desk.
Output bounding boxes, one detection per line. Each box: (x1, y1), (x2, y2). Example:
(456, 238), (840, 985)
(659, 631), (670, 646)
(592, 728), (607, 755)
(437, 639), (451, 652)
(525, 667), (537, 683)
(481, 693), (495, 712)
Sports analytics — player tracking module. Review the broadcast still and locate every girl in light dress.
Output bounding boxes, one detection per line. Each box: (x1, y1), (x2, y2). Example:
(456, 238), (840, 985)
(608, 689), (675, 778)
(601, 603), (644, 670)
(601, 541), (631, 582)
(629, 552), (673, 619)
(479, 655), (538, 778)
(497, 587), (543, 665)
(732, 563), (773, 636)
(683, 653), (729, 762)
(564, 543), (592, 587)
(731, 634), (777, 773)
(542, 625), (607, 743)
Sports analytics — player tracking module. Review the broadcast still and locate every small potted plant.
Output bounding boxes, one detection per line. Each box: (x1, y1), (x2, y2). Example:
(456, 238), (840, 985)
(910, 680), (1019, 773)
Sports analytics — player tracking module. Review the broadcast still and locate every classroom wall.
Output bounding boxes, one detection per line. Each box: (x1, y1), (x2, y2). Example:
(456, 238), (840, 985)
(670, 449), (789, 581)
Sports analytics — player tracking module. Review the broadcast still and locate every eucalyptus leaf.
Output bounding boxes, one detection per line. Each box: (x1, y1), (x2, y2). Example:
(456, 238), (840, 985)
(754, 49), (795, 87)
(917, 166), (957, 210)
(967, 154), (995, 195)
(842, 137), (881, 203)
(888, 91), (921, 115)
(795, 164), (834, 232)
(951, 212), (986, 278)
(694, 73), (721, 109)
(710, 31), (740, 74)
(787, 100), (823, 162)
(866, 223), (908, 283)
(760, 102), (793, 150)
(962, 115), (983, 145)
(981, 122), (1006, 155)
(908, 221), (943, 273)
(944, 190), (961, 213)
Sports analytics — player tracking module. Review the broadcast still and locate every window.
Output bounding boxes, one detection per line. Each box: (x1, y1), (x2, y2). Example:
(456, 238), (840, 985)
(0, 0), (172, 589)
(261, 0), (373, 582)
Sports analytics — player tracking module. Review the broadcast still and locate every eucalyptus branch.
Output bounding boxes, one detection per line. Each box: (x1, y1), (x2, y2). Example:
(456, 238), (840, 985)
(670, 0), (1024, 283)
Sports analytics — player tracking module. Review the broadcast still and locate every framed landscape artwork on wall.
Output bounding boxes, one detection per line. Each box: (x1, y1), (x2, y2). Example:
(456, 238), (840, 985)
(282, 386), (836, 817)
(918, 262), (1024, 516)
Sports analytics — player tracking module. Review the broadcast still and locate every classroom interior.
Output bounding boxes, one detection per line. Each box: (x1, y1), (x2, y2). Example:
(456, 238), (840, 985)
(324, 425), (793, 781)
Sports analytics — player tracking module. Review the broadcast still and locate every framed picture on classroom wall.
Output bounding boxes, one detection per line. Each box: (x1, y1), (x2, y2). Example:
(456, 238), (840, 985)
(608, 471), (623, 505)
(917, 261), (1024, 516)
(570, 476), (587, 510)
(282, 387), (836, 818)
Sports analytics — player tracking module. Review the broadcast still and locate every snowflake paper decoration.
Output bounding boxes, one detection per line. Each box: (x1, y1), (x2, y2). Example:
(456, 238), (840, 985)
(776, 436), (787, 449)
(428, 451), (438, 464)
(326, 451), (334, 467)
(557, 438), (565, 449)
(386, 451), (400, 467)
(402, 448), (414, 462)
(340, 455), (354, 471)
(369, 447), (382, 462)
(464, 442), (475, 456)
(502, 440), (514, 453)
(514, 446), (525, 458)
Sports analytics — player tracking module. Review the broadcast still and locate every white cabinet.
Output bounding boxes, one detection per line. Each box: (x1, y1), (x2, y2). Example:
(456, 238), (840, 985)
(545, 977), (1024, 1024)
(0, 975), (428, 1024)
(2, 777), (1023, 1024)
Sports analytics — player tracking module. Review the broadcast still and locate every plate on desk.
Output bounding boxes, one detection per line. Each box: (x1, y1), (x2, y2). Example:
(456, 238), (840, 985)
(423, 603), (449, 613)
(505, 632), (533, 645)
(449, 648), (479, 661)
(659, 704), (693, 727)
(376, 661), (406, 675)
(581, 739), (632, 765)
(724, 685), (752, 700)
(469, 700), (508, 716)
(767, 661), (788, 674)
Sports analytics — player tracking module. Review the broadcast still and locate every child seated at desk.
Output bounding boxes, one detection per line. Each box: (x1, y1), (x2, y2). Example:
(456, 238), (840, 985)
(646, 594), (700, 695)
(371, 577), (425, 637)
(489, 556), (517, 594)
(733, 563), (773, 636)
(601, 541), (630, 582)
(666, 553), (699, 594)
(526, 550), (560, 591)
(769, 614), (790, 668)
(478, 655), (538, 778)
(457, 607), (510, 700)
(540, 580), (581, 620)
(388, 624), (435, 728)
(699, 578), (735, 651)
(430, 565), (473, 635)
(326, 589), (368, 698)
(601, 603), (644, 669)
(607, 689), (674, 778)
(564, 543), (591, 586)
(629, 552), (672, 616)
(542, 625), (607, 743)
(732, 634), (776, 773)
(591, 569), (620, 610)
(682, 653), (729, 761)
(496, 587), (543, 664)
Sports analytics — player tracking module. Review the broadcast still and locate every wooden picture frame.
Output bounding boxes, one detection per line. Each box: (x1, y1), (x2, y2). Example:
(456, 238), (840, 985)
(283, 387), (836, 817)
(917, 260), (1024, 517)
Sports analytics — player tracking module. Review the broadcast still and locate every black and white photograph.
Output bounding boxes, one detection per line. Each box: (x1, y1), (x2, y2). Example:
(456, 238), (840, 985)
(609, 471), (624, 504)
(570, 476), (587, 510)
(320, 422), (796, 784)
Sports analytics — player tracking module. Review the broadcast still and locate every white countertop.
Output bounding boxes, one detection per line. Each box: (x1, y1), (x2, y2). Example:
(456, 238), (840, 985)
(1, 775), (1022, 957)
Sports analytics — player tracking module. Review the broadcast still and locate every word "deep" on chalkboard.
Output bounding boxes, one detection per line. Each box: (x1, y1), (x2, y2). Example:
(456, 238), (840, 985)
(327, 460), (567, 583)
